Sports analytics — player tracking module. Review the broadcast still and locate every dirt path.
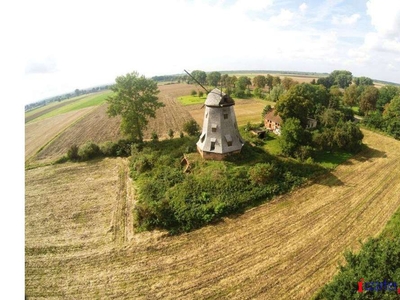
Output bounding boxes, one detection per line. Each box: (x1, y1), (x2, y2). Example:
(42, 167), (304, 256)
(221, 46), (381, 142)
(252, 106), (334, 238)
(25, 130), (400, 299)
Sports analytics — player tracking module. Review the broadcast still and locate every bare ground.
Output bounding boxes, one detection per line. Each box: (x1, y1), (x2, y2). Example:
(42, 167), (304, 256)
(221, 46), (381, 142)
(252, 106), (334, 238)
(25, 129), (400, 299)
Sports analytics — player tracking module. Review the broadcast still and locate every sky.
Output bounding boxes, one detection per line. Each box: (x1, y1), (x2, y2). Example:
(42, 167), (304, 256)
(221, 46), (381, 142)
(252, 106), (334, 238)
(7, 0), (400, 105)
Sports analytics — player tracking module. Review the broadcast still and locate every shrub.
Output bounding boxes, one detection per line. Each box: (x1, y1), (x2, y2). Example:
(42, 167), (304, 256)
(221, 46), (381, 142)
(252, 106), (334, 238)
(183, 119), (200, 136)
(100, 141), (118, 156)
(78, 141), (101, 161)
(191, 90), (197, 96)
(67, 145), (80, 161)
(198, 91), (204, 98)
(168, 129), (174, 139)
(179, 131), (184, 138)
(248, 163), (274, 185)
(151, 131), (159, 141)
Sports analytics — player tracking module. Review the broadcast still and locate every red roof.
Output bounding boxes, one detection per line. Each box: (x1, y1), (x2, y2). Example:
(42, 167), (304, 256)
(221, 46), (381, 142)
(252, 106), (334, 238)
(264, 109), (283, 124)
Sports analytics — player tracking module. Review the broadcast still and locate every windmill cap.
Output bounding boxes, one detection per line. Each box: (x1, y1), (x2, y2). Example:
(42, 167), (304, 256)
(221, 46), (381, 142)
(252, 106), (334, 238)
(204, 88), (235, 107)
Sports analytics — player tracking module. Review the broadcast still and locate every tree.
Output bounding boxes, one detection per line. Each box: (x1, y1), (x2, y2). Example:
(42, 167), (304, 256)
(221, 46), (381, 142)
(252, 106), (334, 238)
(234, 76), (252, 98)
(272, 76), (281, 87)
(330, 70), (353, 88)
(279, 118), (309, 157)
(191, 70), (207, 85)
(269, 84), (285, 102)
(319, 108), (345, 128)
(266, 74), (274, 90)
(261, 104), (272, 119)
(106, 72), (164, 142)
(377, 85), (400, 111)
(75, 89), (80, 96)
(328, 86), (342, 109)
(343, 84), (360, 107)
(207, 71), (221, 87)
(359, 86), (379, 115)
(354, 76), (373, 86)
(253, 75), (266, 88)
(281, 77), (298, 90)
(183, 119), (200, 136)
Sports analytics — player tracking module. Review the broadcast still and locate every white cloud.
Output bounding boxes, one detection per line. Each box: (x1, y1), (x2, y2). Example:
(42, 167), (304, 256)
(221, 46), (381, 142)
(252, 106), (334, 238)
(269, 9), (294, 26)
(332, 13), (360, 25)
(232, 0), (273, 12)
(367, 0), (400, 38)
(299, 3), (307, 14)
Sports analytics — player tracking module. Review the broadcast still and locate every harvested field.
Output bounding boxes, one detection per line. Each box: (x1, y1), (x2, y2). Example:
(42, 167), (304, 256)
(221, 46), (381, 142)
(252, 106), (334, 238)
(25, 129), (400, 299)
(29, 84), (196, 163)
(25, 95), (87, 123)
(188, 98), (273, 127)
(35, 104), (123, 163)
(25, 107), (93, 161)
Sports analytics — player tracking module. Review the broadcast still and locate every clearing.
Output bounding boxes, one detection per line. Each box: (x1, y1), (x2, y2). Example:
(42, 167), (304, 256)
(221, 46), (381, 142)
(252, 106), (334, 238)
(25, 129), (400, 299)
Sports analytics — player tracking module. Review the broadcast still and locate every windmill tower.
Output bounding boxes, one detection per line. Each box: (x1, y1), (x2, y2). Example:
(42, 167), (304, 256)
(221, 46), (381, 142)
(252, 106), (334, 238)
(196, 88), (244, 160)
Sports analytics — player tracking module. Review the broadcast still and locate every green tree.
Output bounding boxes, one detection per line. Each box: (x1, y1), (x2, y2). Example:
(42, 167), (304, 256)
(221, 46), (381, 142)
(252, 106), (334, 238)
(261, 104), (272, 119)
(279, 118), (308, 157)
(330, 70), (353, 88)
(377, 85), (400, 111)
(269, 84), (285, 102)
(266, 74), (274, 90)
(191, 70), (207, 85)
(75, 88), (80, 96)
(328, 86), (343, 109)
(253, 75), (266, 88)
(343, 84), (360, 107)
(107, 71), (164, 142)
(206, 71), (221, 87)
(359, 86), (379, 115)
(272, 76), (281, 87)
(281, 77), (298, 90)
(354, 76), (373, 86)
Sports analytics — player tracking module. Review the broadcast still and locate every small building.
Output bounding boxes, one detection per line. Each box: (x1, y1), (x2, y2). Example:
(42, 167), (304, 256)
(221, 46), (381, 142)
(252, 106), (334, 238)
(197, 88), (244, 160)
(264, 109), (283, 135)
(264, 109), (318, 135)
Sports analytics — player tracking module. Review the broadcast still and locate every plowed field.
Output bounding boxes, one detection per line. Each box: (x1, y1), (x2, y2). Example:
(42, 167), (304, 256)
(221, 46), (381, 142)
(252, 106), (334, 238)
(25, 130), (400, 299)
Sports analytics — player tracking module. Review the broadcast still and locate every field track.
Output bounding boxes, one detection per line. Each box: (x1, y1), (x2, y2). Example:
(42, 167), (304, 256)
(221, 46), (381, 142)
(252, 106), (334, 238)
(25, 129), (400, 299)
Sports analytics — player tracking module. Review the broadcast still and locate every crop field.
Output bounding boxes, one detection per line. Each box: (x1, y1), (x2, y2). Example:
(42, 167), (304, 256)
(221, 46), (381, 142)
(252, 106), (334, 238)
(35, 104), (123, 163)
(188, 98), (274, 127)
(25, 129), (400, 299)
(25, 107), (93, 161)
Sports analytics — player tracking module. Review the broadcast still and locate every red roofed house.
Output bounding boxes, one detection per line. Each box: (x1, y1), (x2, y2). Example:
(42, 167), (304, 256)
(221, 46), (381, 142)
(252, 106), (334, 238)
(264, 109), (283, 135)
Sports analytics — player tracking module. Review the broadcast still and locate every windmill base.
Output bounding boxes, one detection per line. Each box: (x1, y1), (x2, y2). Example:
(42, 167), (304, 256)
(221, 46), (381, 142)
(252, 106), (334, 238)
(197, 146), (241, 161)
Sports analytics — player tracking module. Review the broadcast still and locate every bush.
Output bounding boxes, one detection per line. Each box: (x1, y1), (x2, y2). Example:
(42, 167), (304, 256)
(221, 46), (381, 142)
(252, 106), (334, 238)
(191, 90), (197, 96)
(100, 141), (118, 156)
(78, 141), (101, 161)
(198, 91), (204, 98)
(67, 145), (80, 161)
(183, 119), (200, 136)
(248, 163), (274, 185)
(179, 131), (184, 138)
(151, 131), (159, 141)
(168, 129), (174, 139)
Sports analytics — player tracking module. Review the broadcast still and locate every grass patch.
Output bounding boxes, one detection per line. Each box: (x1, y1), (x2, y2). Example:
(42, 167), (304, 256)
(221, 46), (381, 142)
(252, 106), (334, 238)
(313, 151), (353, 169)
(177, 95), (206, 106)
(263, 132), (281, 155)
(35, 91), (113, 121)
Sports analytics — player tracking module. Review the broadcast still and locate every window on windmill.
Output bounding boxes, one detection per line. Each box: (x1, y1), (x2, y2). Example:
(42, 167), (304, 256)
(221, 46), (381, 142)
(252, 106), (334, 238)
(200, 133), (205, 143)
(210, 138), (216, 151)
(224, 113), (228, 119)
(225, 134), (232, 146)
(211, 124), (217, 132)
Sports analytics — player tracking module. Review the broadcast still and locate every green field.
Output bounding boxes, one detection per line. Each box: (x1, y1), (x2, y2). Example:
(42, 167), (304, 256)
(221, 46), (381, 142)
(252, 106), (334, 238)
(313, 150), (353, 169)
(177, 95), (206, 106)
(32, 91), (113, 122)
(25, 95), (87, 118)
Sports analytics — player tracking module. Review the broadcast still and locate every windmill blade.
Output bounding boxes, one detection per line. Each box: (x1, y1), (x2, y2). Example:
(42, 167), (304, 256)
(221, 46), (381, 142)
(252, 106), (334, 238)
(184, 69), (210, 94)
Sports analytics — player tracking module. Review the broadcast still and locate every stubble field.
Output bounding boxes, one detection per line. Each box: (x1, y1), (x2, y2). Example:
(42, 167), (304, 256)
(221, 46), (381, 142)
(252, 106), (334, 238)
(25, 129), (400, 299)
